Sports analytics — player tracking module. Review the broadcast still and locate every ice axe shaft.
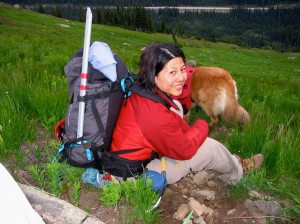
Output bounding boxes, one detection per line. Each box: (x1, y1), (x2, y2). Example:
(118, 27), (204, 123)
(161, 156), (166, 178)
(77, 7), (92, 140)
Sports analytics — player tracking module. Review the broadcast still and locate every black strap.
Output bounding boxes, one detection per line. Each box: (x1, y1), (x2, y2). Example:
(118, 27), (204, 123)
(129, 82), (171, 109)
(91, 143), (103, 171)
(112, 148), (142, 155)
(91, 97), (106, 138)
(67, 136), (83, 144)
(109, 81), (120, 94)
(77, 91), (110, 102)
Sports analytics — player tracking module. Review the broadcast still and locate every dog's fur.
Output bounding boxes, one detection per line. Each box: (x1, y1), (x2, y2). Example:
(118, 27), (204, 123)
(190, 67), (250, 126)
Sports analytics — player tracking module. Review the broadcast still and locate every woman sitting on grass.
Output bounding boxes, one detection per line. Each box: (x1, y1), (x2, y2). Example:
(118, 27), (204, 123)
(110, 42), (264, 184)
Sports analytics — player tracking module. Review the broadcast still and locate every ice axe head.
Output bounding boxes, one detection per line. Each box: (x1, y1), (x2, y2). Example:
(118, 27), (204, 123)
(144, 157), (168, 211)
(143, 170), (167, 196)
(143, 156), (167, 195)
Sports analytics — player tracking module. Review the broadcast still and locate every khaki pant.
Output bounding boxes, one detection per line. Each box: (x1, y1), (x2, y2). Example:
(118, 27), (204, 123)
(146, 100), (243, 185)
(146, 137), (243, 184)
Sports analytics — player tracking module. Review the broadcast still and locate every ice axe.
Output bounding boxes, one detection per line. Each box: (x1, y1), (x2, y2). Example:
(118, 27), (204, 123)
(77, 7), (92, 142)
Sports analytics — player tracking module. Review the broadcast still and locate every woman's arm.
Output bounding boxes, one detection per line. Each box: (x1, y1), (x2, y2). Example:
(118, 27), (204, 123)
(136, 100), (209, 160)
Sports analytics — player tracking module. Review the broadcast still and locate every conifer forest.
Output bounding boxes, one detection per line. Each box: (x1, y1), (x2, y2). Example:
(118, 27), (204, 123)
(4, 0), (300, 51)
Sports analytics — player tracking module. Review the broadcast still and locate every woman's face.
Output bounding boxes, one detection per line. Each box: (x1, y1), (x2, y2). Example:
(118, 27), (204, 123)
(155, 57), (187, 96)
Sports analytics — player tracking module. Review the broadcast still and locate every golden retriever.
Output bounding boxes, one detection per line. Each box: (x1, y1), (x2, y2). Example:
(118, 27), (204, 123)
(190, 66), (250, 126)
(173, 65), (250, 126)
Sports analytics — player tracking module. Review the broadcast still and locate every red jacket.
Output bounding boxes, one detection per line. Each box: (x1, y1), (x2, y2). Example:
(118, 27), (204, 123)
(110, 90), (209, 161)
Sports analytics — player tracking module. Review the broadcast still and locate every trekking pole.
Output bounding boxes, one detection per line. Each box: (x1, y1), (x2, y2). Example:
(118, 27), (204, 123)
(77, 7), (92, 141)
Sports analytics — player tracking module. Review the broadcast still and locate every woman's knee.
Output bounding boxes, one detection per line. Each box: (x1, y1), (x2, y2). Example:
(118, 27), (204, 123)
(147, 158), (190, 185)
(188, 138), (230, 171)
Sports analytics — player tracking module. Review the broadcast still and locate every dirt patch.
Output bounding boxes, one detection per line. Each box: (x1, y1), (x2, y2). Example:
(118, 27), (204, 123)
(15, 169), (280, 224)
(158, 171), (255, 224)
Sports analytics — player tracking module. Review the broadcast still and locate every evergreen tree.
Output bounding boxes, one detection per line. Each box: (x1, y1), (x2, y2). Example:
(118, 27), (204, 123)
(52, 5), (63, 18)
(38, 4), (45, 14)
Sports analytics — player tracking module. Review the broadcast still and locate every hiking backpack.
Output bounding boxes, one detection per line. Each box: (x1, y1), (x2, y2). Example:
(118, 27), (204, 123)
(54, 42), (132, 168)
(54, 42), (170, 179)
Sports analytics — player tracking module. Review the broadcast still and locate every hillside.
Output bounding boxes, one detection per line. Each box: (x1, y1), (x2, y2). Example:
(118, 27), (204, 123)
(3, 1), (300, 51)
(0, 3), (299, 224)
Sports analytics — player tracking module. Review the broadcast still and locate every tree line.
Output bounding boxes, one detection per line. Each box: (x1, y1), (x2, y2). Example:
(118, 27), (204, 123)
(3, 0), (299, 6)
(29, 4), (300, 52)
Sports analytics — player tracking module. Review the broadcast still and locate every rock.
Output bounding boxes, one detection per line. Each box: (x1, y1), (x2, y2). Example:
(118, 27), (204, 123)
(173, 203), (190, 221)
(19, 184), (105, 224)
(194, 216), (206, 224)
(189, 190), (205, 203)
(226, 208), (236, 215)
(254, 200), (282, 216)
(188, 197), (213, 218)
(244, 199), (260, 214)
(193, 171), (209, 186)
(188, 197), (205, 217)
(181, 188), (189, 195)
(186, 182), (194, 188)
(244, 199), (267, 224)
(198, 190), (216, 200)
(204, 212), (213, 224)
(244, 199), (282, 217)
(208, 173), (215, 180)
(249, 190), (262, 199)
(207, 181), (216, 188)
(190, 189), (216, 201)
(57, 23), (70, 28)
(202, 204), (213, 215)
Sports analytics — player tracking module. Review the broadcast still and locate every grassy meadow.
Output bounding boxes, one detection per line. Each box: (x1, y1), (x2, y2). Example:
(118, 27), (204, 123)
(0, 3), (299, 222)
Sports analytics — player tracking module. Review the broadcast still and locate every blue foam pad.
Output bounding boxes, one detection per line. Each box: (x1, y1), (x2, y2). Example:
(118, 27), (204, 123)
(143, 170), (167, 192)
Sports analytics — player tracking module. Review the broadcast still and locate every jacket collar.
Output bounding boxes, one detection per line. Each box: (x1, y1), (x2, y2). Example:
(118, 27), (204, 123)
(155, 88), (179, 110)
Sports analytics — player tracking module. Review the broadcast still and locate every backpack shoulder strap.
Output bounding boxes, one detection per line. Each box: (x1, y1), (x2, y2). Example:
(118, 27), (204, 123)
(128, 82), (171, 109)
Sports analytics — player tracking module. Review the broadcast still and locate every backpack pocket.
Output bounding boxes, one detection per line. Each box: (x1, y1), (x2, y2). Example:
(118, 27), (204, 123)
(60, 142), (101, 168)
(64, 79), (110, 145)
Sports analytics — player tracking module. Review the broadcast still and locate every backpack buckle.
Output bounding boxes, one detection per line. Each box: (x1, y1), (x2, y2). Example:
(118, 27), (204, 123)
(120, 77), (134, 98)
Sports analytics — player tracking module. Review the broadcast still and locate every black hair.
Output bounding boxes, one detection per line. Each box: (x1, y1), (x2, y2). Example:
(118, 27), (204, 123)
(136, 42), (186, 93)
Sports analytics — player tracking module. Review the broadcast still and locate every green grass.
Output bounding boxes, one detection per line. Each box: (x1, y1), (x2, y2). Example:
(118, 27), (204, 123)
(99, 178), (161, 223)
(0, 3), (299, 222)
